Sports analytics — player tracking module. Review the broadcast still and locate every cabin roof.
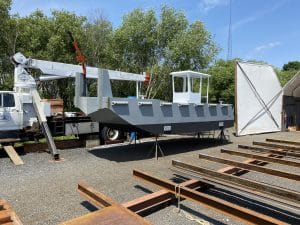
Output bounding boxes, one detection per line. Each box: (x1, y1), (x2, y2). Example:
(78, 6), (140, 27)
(170, 70), (211, 78)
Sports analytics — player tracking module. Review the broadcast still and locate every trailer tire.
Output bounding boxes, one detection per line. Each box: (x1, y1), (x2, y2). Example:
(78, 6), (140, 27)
(101, 127), (123, 141)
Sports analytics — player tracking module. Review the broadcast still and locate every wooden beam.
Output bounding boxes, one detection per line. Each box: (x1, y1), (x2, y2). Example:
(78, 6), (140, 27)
(3, 146), (24, 166)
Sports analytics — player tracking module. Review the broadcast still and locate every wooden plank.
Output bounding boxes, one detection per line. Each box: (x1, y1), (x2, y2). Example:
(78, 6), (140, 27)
(199, 153), (300, 181)
(221, 148), (300, 167)
(3, 146), (24, 166)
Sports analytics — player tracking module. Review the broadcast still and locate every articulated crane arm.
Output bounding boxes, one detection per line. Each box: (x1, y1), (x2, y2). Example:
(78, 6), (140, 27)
(11, 52), (148, 159)
(12, 53), (60, 160)
(27, 59), (147, 82)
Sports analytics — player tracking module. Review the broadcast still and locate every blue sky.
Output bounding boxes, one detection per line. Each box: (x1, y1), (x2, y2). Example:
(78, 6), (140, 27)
(11, 0), (299, 68)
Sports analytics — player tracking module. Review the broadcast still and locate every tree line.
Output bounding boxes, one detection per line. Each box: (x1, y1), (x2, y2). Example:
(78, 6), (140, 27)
(0, 0), (299, 110)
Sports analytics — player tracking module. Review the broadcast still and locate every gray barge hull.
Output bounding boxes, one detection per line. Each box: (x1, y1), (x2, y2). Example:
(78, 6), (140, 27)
(88, 98), (234, 135)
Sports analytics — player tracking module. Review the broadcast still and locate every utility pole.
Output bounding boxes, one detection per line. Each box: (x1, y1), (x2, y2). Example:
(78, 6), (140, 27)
(227, 0), (232, 60)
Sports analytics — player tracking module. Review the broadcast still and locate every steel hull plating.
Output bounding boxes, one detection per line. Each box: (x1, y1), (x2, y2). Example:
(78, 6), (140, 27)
(88, 98), (234, 135)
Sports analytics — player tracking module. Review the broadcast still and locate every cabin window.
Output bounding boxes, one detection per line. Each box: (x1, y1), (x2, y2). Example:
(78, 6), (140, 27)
(1, 93), (15, 107)
(174, 77), (188, 92)
(191, 77), (201, 93)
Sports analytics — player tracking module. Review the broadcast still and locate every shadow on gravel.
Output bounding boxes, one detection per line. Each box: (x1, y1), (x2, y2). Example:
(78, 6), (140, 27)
(134, 184), (153, 194)
(80, 201), (99, 212)
(0, 146), (26, 158)
(177, 204), (228, 225)
(171, 173), (300, 224)
(88, 137), (230, 162)
(206, 187), (300, 224)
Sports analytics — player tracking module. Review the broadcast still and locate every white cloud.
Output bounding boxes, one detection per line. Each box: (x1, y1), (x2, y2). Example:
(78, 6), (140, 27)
(245, 41), (281, 59)
(232, 0), (289, 30)
(199, 0), (230, 12)
(255, 42), (281, 53)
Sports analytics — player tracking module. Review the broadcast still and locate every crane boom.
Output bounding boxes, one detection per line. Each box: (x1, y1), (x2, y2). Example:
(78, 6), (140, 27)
(23, 56), (146, 82)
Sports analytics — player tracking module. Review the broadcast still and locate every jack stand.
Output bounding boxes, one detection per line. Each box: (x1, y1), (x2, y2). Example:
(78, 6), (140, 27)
(134, 132), (137, 151)
(148, 135), (165, 160)
(217, 126), (228, 142)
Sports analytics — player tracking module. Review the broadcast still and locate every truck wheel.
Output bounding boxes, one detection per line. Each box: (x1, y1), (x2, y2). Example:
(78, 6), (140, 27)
(101, 127), (123, 141)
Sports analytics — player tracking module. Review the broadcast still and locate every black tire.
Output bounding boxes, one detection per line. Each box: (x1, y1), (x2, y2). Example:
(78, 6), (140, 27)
(101, 127), (123, 141)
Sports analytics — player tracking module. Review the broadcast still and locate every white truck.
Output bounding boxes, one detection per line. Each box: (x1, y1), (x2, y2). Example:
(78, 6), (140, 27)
(0, 53), (147, 160)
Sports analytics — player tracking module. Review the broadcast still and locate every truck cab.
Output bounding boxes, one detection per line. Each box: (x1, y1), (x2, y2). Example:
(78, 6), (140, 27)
(0, 91), (23, 132)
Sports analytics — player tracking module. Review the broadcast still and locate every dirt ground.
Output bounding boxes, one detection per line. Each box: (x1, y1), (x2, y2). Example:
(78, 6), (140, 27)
(0, 129), (299, 225)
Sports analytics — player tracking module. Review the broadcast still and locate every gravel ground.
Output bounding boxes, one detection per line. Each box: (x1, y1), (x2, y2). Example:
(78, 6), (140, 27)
(0, 130), (300, 225)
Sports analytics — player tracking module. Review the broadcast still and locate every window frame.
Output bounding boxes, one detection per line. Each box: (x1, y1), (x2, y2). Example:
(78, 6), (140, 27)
(0, 93), (15, 108)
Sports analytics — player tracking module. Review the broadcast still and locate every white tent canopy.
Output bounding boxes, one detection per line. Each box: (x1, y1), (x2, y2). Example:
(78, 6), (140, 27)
(283, 71), (300, 97)
(235, 62), (283, 136)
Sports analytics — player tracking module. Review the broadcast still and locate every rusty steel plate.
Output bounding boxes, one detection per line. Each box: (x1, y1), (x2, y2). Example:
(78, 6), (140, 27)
(59, 205), (153, 225)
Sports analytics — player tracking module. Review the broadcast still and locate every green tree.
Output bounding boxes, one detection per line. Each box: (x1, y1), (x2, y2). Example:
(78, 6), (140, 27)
(166, 21), (219, 71)
(0, 0), (14, 90)
(0, 0), (12, 56)
(275, 61), (300, 86)
(276, 69), (297, 86)
(112, 8), (157, 72)
(156, 6), (188, 59)
(208, 59), (235, 104)
(15, 10), (87, 110)
(1, 5), (219, 108)
(283, 61), (300, 71)
(111, 6), (218, 100)
(83, 13), (113, 68)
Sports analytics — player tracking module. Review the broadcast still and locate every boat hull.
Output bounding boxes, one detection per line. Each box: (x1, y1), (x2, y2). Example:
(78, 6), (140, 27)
(88, 98), (234, 135)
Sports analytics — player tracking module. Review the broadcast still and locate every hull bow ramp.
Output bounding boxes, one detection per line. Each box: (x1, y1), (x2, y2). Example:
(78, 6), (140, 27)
(75, 70), (234, 135)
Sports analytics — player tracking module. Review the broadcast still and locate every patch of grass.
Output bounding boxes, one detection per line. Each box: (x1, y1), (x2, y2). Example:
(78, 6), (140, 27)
(1, 135), (78, 148)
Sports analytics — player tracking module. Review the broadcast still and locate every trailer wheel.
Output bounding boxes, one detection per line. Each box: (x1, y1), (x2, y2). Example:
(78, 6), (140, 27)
(101, 127), (123, 141)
